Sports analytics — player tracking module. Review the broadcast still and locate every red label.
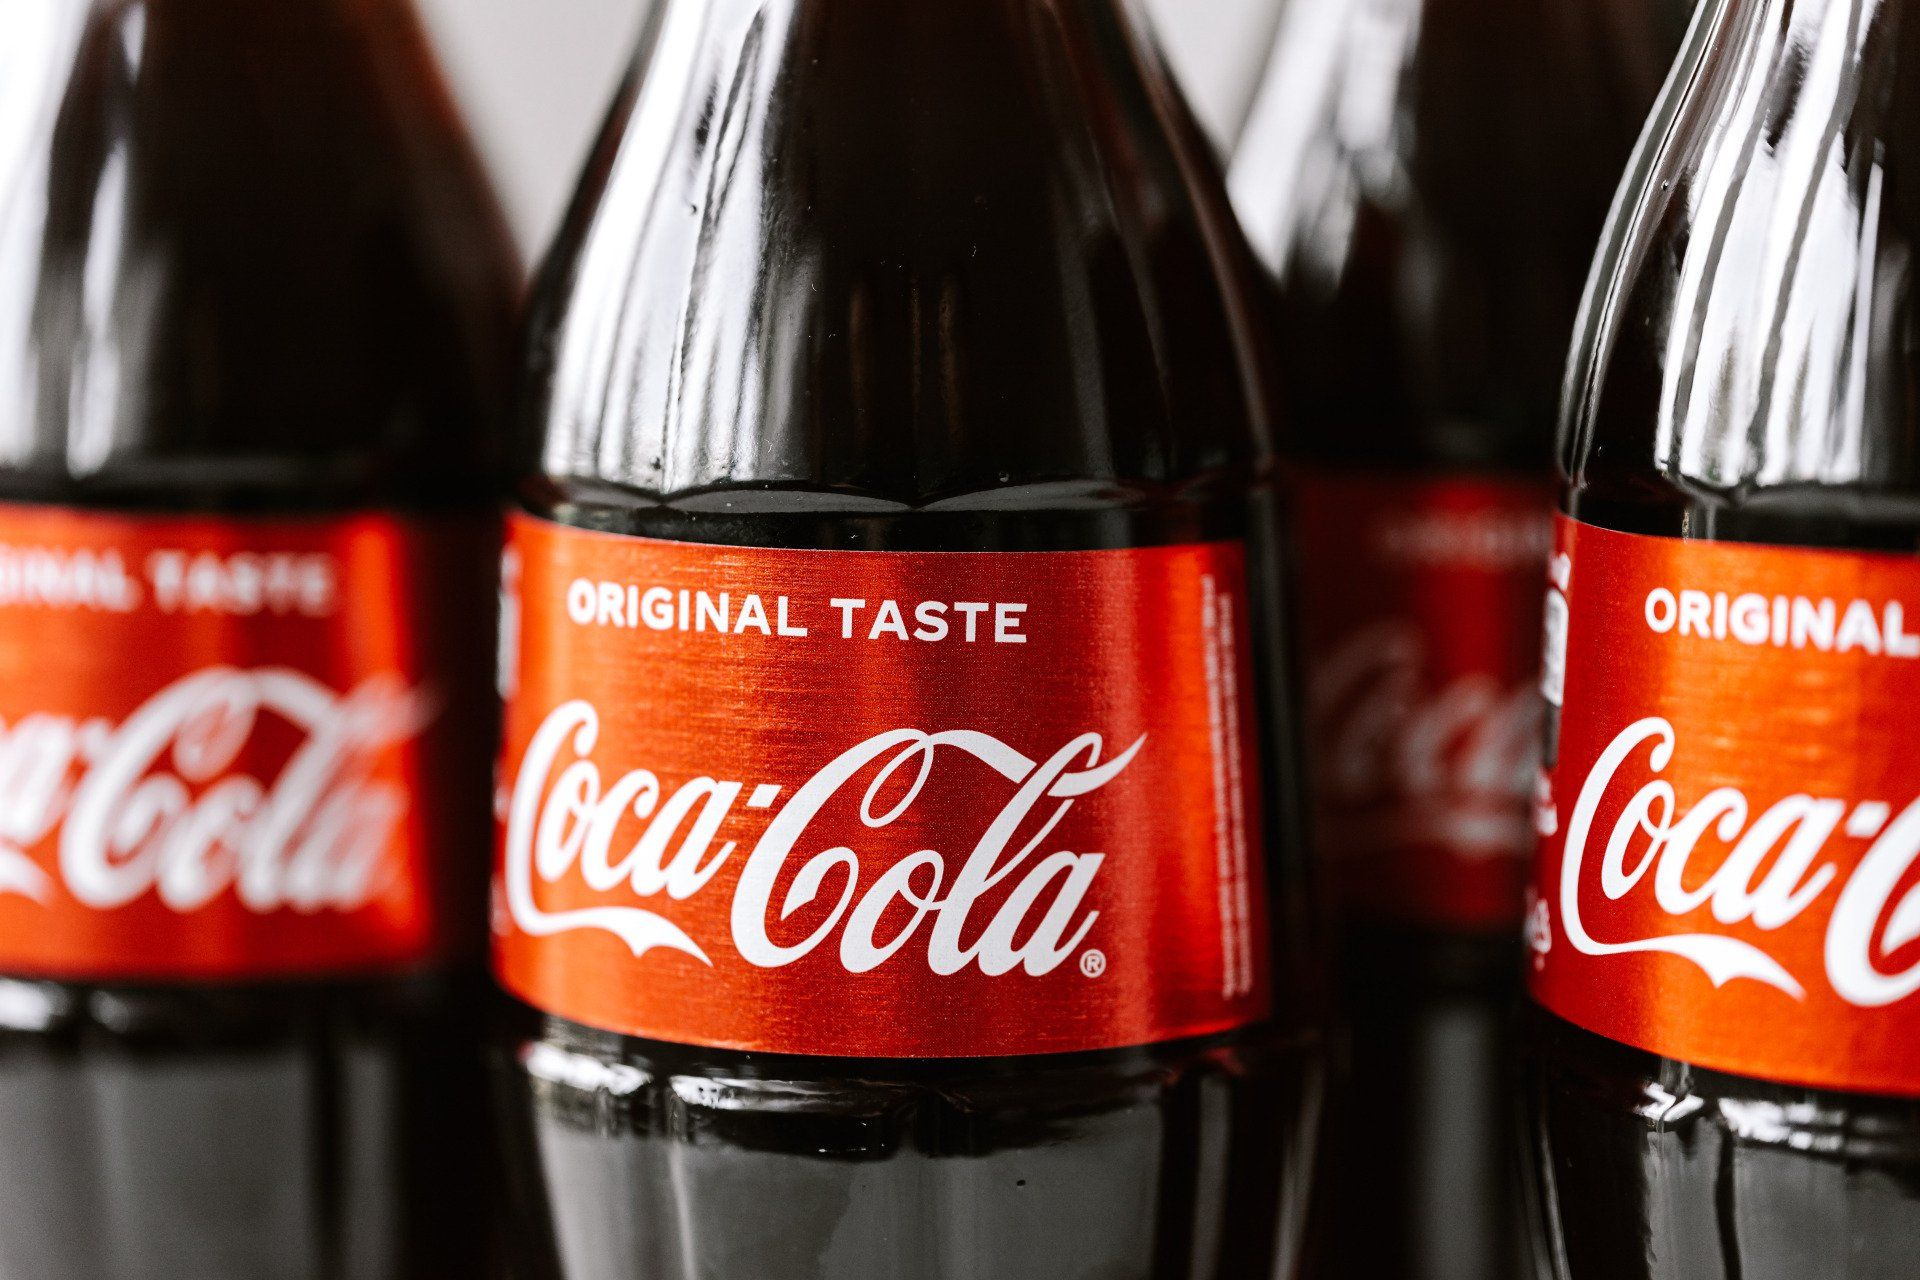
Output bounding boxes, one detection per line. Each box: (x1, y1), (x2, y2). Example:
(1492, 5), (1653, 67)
(0, 503), (491, 982)
(1531, 516), (1920, 1095)
(491, 514), (1273, 1059)
(1293, 471), (1551, 929)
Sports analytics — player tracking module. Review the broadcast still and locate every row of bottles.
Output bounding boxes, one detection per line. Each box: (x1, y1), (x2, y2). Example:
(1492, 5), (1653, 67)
(0, 0), (1913, 1276)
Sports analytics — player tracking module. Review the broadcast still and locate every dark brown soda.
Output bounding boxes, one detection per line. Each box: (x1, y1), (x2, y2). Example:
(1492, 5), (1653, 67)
(1226, 0), (1688, 1276)
(494, 1), (1325, 1277)
(0, 1), (519, 1276)
(1528, 0), (1920, 1274)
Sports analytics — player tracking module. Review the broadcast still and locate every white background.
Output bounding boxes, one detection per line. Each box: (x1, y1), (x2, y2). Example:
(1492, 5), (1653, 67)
(413, 0), (1281, 251)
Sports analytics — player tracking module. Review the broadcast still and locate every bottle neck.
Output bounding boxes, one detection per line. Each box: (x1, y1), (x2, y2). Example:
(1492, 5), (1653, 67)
(67, 0), (439, 68)
(1571, 0), (1919, 503)
(650, 0), (1125, 20)
(534, 0), (1263, 499)
(639, 0), (1135, 73)
(0, 0), (512, 492)
(1717, 0), (1902, 87)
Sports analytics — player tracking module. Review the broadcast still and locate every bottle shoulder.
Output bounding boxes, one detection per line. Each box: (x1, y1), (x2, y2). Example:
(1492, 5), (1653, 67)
(0, 0), (522, 508)
(1564, 0), (1920, 544)
(518, 0), (1270, 504)
(1227, 0), (1684, 471)
(1527, 1004), (1920, 1160)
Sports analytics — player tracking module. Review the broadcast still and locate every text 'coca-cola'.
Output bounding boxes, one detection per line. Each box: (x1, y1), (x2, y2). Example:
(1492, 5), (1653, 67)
(1293, 470), (1552, 930)
(492, 515), (1275, 1059)
(0, 504), (492, 981)
(1532, 516), (1920, 1095)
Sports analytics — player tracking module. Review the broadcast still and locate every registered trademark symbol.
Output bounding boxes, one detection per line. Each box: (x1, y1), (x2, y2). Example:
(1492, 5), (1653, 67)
(1080, 949), (1107, 979)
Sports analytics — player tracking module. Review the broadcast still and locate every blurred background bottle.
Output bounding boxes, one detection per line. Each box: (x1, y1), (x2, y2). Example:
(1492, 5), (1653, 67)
(1226, 1), (1689, 1276)
(0, 1), (518, 1276)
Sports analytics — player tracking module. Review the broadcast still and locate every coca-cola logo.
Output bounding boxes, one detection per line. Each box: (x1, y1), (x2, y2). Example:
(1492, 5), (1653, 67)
(0, 668), (433, 916)
(1311, 620), (1536, 853)
(503, 701), (1143, 977)
(1550, 716), (1920, 1007)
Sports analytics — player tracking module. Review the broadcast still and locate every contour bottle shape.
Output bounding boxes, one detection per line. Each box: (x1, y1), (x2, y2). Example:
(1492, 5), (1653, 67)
(1227, 0), (1687, 1276)
(0, 1), (519, 1276)
(1528, 0), (1920, 1274)
(489, 1), (1327, 1278)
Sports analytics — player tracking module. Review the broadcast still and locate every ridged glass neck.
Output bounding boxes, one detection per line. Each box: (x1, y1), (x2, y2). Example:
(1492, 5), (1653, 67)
(525, 0), (1265, 505)
(1567, 0), (1919, 499)
(0, 0), (515, 504)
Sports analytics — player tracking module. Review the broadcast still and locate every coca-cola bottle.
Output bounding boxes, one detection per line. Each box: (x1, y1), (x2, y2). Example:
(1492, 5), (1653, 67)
(1525, 0), (1920, 1274)
(488, 1), (1326, 1277)
(0, 2), (518, 1276)
(1224, 1), (1687, 1276)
